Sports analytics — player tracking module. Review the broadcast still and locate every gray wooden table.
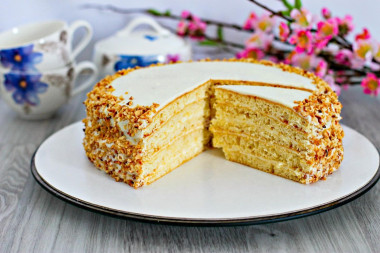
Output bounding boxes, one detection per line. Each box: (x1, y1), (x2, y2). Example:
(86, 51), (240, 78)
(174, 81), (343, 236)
(1, 52), (379, 252)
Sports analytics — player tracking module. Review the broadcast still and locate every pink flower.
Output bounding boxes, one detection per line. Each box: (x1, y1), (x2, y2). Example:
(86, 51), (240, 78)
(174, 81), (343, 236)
(361, 73), (380, 96)
(243, 13), (275, 33)
(317, 18), (338, 40)
(353, 39), (375, 61)
(177, 12), (207, 40)
(191, 14), (202, 24)
(236, 46), (264, 60)
(289, 30), (313, 54)
(243, 12), (257, 30)
(188, 23), (207, 40)
(314, 38), (330, 51)
(335, 49), (367, 69)
(315, 60), (328, 77)
(279, 22), (290, 41)
(284, 51), (295, 64)
(335, 49), (353, 66)
(321, 7), (331, 19)
(253, 14), (276, 33)
(188, 15), (207, 40)
(336, 15), (354, 36)
(246, 31), (274, 50)
(177, 20), (188, 36)
(314, 18), (338, 50)
(324, 71), (341, 96)
(374, 43), (380, 62)
(355, 28), (371, 41)
(290, 8), (313, 28)
(167, 54), (180, 63)
(314, 18), (339, 49)
(181, 10), (191, 19)
(289, 53), (318, 70)
(369, 62), (380, 71)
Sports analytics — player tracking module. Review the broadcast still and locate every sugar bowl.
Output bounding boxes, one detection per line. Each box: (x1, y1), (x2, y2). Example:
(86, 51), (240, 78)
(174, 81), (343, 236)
(94, 16), (192, 77)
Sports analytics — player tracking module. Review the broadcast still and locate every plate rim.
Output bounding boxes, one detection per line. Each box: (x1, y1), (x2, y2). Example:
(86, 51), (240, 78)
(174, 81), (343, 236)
(31, 122), (380, 226)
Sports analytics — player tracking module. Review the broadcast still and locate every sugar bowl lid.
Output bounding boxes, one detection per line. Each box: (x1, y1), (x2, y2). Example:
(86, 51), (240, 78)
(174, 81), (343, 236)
(95, 16), (190, 56)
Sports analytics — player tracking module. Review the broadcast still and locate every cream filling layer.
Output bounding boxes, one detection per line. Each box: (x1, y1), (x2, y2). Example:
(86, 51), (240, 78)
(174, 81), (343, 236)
(215, 85), (312, 108)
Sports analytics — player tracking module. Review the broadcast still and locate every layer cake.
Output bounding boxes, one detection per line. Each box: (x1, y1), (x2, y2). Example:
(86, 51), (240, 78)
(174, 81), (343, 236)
(83, 59), (344, 188)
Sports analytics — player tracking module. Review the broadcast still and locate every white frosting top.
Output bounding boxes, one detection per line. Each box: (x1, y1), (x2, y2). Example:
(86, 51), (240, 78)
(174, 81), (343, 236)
(111, 61), (316, 110)
(217, 85), (312, 108)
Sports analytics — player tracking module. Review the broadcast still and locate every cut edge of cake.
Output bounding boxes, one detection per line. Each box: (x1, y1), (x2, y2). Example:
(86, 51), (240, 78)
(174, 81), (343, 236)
(210, 85), (344, 184)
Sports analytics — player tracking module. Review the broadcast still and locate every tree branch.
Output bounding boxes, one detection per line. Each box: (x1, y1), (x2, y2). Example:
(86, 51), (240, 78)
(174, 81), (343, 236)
(246, 0), (293, 22)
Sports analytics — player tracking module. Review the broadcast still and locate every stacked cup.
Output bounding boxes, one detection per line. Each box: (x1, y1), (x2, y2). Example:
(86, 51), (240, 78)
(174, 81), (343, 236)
(0, 20), (98, 119)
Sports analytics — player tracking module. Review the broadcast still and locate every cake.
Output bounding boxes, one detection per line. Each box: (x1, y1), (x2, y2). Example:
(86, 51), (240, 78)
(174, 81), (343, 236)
(83, 59), (344, 188)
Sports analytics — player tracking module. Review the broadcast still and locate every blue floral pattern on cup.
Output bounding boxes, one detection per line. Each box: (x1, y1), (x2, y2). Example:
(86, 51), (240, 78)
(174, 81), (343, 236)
(114, 55), (163, 72)
(0, 44), (42, 71)
(144, 35), (158, 41)
(0, 44), (47, 106)
(4, 73), (48, 105)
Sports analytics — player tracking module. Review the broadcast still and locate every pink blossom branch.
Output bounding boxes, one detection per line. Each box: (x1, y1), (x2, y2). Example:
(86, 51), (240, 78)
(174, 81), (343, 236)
(246, 0), (380, 68)
(82, 3), (380, 90)
(82, 4), (292, 46)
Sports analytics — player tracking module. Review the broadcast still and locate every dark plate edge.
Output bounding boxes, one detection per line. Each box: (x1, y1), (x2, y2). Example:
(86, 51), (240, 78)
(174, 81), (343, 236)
(30, 147), (380, 227)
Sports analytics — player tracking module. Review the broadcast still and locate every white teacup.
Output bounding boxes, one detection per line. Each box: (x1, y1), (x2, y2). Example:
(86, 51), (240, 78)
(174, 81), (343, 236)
(0, 61), (98, 119)
(0, 20), (92, 70)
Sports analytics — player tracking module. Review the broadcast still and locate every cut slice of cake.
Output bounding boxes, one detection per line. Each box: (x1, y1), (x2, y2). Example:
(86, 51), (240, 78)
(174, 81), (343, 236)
(83, 59), (344, 188)
(210, 85), (343, 183)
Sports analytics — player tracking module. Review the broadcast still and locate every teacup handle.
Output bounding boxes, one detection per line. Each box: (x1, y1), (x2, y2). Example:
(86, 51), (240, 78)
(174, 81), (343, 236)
(69, 20), (93, 61)
(117, 16), (170, 37)
(71, 61), (98, 97)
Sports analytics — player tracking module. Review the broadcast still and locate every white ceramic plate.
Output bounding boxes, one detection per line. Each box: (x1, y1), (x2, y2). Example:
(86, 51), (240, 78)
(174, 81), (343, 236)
(32, 122), (380, 225)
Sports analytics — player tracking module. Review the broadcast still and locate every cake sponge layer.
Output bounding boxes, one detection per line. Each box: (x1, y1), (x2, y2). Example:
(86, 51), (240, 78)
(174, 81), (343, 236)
(143, 129), (210, 186)
(223, 149), (308, 183)
(143, 98), (210, 159)
(210, 103), (310, 152)
(212, 132), (310, 172)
